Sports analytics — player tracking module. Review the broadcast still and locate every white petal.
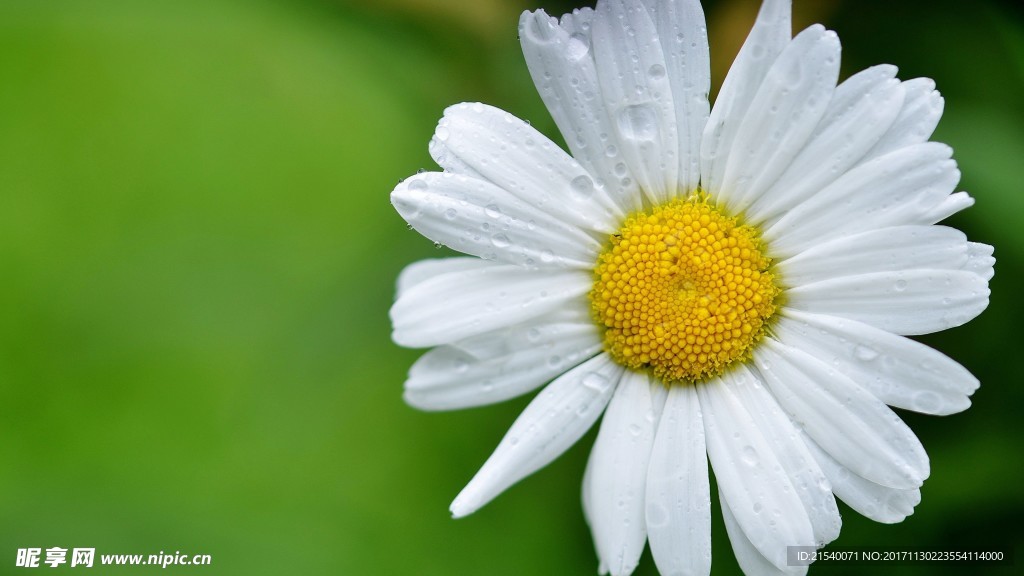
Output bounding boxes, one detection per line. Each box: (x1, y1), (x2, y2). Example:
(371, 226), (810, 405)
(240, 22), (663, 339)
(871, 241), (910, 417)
(863, 77), (944, 161)
(390, 262), (591, 347)
(702, 0), (791, 194)
(519, 9), (643, 214)
(777, 225), (969, 286)
(764, 142), (960, 257)
(650, 0), (711, 193)
(802, 432), (921, 524)
(405, 313), (602, 411)
(747, 65), (904, 223)
(785, 269), (990, 336)
(921, 190), (975, 223)
(450, 353), (623, 517)
(593, 0), (679, 204)
(645, 385), (711, 576)
(755, 339), (930, 489)
(720, 25), (841, 214)
(726, 364), (841, 546)
(584, 370), (657, 576)
(430, 133), (484, 179)
(435, 102), (624, 233)
(698, 376), (814, 571)
(965, 242), (996, 281)
(392, 171), (600, 269)
(720, 493), (806, 576)
(775, 310), (980, 415)
(396, 257), (493, 299)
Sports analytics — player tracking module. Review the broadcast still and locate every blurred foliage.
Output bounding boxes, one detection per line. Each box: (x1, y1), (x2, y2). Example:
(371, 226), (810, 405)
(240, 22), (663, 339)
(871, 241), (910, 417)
(0, 0), (1020, 575)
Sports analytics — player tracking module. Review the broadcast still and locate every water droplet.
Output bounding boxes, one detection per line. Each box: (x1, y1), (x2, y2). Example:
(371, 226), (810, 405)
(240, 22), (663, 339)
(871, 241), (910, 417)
(853, 344), (879, 362)
(567, 33), (589, 61)
(912, 391), (942, 413)
(605, 144), (618, 157)
(540, 249), (555, 263)
(491, 234), (511, 248)
(432, 242), (443, 249)
(741, 445), (759, 466)
(527, 328), (541, 342)
(628, 424), (642, 436)
(408, 179), (428, 191)
(581, 372), (610, 393)
(484, 204), (501, 218)
(647, 63), (666, 80)
(453, 358), (469, 373)
(753, 501), (763, 514)
(444, 208), (457, 220)
(894, 279), (908, 292)
(570, 174), (595, 199)
(547, 355), (562, 368)
(435, 126), (450, 141)
(616, 103), (658, 141)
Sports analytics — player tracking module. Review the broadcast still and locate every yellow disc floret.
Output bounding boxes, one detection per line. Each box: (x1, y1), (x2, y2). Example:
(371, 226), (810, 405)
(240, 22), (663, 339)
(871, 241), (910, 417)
(590, 194), (780, 385)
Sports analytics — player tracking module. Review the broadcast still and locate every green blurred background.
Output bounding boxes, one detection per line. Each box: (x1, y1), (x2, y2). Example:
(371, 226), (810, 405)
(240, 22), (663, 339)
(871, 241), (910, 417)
(0, 0), (1020, 574)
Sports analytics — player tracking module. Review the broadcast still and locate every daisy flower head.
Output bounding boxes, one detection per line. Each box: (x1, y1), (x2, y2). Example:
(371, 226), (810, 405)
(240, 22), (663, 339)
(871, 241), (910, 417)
(390, 0), (994, 574)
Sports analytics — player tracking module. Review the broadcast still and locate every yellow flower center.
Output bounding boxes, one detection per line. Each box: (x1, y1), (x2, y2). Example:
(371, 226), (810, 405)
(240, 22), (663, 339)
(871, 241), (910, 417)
(590, 194), (780, 384)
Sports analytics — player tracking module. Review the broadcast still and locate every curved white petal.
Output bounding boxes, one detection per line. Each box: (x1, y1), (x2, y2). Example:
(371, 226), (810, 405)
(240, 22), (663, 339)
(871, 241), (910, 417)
(405, 311), (602, 411)
(593, 0), (679, 204)
(764, 142), (960, 258)
(698, 375), (814, 571)
(777, 225), (969, 286)
(392, 171), (601, 269)
(645, 384), (711, 576)
(584, 370), (657, 576)
(702, 0), (791, 194)
(396, 257), (494, 299)
(720, 492), (807, 576)
(390, 262), (591, 347)
(727, 364), (841, 546)
(784, 269), (990, 336)
(802, 432), (921, 524)
(519, 8), (643, 214)
(650, 0), (711, 193)
(720, 25), (841, 214)
(774, 310), (980, 415)
(747, 65), (904, 224)
(863, 77), (944, 161)
(755, 339), (930, 489)
(435, 102), (624, 234)
(430, 133), (484, 179)
(921, 190), (975, 223)
(451, 353), (623, 517)
(965, 242), (996, 281)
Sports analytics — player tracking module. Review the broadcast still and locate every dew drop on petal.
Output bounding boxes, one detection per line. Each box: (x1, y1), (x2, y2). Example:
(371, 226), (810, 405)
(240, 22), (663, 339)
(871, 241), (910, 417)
(912, 391), (943, 413)
(491, 233), (511, 248)
(570, 174), (595, 199)
(616, 103), (658, 141)
(581, 372), (611, 393)
(741, 445), (759, 466)
(567, 33), (590, 61)
(853, 344), (879, 362)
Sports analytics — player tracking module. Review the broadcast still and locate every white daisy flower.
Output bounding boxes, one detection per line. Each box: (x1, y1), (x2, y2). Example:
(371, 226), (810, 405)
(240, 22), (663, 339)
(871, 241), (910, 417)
(389, 0), (994, 574)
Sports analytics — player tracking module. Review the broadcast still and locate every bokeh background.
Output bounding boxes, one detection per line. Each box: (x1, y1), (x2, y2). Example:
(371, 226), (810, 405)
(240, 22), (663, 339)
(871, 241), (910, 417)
(1, 0), (1021, 574)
